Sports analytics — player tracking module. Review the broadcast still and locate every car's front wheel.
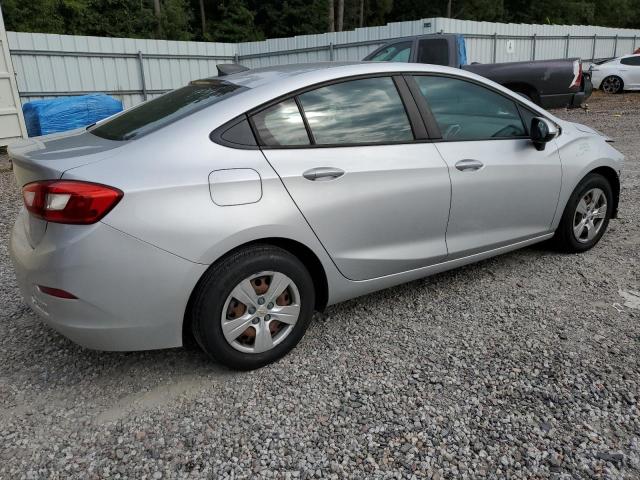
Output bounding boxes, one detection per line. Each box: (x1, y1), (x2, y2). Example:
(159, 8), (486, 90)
(190, 245), (315, 370)
(554, 173), (613, 253)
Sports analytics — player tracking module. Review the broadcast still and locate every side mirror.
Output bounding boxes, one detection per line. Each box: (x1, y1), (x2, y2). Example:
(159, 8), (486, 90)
(530, 117), (559, 151)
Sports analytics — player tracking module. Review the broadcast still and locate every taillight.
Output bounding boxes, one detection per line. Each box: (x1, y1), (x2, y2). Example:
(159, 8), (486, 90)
(22, 180), (123, 224)
(570, 61), (583, 89)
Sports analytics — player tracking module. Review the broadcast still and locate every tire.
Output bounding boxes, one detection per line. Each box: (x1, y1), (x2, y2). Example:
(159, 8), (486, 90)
(554, 173), (613, 253)
(601, 76), (623, 94)
(190, 244), (315, 370)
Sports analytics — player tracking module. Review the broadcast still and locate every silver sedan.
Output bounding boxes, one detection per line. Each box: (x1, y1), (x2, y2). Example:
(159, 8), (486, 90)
(9, 62), (624, 370)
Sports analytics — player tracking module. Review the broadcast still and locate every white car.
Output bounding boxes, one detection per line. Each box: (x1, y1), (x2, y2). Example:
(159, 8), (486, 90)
(590, 54), (640, 93)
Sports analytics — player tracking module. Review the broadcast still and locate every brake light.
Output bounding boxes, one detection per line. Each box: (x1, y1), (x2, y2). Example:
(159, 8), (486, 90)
(570, 61), (583, 89)
(22, 180), (123, 224)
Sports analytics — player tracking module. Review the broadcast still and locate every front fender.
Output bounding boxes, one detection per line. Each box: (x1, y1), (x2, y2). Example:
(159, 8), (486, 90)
(551, 128), (624, 229)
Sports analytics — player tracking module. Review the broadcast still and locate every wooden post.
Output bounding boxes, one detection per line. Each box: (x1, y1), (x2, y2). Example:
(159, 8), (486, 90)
(153, 0), (162, 37)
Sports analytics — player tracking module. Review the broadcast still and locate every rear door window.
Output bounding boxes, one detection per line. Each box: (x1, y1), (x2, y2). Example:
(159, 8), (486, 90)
(297, 77), (414, 145)
(417, 39), (450, 66)
(251, 99), (310, 146)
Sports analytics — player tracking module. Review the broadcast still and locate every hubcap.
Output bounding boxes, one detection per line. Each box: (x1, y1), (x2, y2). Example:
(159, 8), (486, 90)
(602, 77), (621, 94)
(221, 271), (300, 354)
(573, 188), (607, 243)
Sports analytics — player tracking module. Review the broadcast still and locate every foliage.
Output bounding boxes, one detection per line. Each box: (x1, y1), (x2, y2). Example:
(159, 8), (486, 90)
(247, 0), (328, 39)
(1, 0), (638, 42)
(159, 0), (193, 40)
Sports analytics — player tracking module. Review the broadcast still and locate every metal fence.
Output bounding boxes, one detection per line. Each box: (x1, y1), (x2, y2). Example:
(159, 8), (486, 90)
(239, 32), (638, 65)
(8, 32), (236, 107)
(8, 18), (640, 108)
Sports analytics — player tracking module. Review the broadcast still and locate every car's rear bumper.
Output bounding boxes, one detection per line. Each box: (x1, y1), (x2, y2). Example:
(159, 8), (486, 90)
(540, 91), (587, 109)
(10, 209), (207, 351)
(540, 77), (593, 109)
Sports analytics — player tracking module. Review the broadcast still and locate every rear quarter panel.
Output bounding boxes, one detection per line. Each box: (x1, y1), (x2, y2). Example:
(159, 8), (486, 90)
(62, 119), (328, 264)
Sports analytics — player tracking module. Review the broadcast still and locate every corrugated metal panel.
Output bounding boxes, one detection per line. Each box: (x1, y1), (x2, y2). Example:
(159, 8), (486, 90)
(429, 18), (640, 62)
(238, 17), (639, 67)
(237, 19), (436, 69)
(0, 9), (27, 145)
(7, 18), (640, 109)
(9, 31), (236, 108)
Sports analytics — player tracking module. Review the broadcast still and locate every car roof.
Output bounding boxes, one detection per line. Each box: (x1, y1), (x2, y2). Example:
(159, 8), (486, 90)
(209, 62), (370, 88)
(183, 61), (555, 128)
(199, 61), (470, 89)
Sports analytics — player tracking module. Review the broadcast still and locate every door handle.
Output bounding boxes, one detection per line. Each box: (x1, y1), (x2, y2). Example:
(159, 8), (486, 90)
(455, 159), (484, 172)
(302, 167), (345, 181)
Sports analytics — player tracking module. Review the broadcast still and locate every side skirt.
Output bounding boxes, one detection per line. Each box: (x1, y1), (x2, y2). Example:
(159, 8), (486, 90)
(326, 232), (555, 306)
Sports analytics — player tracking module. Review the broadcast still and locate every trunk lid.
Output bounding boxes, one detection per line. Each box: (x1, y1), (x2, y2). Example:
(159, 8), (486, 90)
(9, 128), (124, 247)
(10, 128), (124, 186)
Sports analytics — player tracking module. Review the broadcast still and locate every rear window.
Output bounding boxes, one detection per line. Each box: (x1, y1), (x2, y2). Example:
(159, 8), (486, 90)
(90, 80), (247, 141)
(417, 39), (449, 66)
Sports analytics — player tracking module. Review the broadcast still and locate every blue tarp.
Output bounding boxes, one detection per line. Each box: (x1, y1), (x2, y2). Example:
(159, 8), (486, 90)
(23, 94), (123, 137)
(456, 35), (468, 67)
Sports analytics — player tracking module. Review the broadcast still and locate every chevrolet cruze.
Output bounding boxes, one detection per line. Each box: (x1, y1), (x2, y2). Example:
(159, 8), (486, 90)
(9, 62), (624, 370)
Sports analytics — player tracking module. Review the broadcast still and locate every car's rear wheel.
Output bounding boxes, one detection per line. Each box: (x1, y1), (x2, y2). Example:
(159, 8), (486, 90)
(190, 244), (315, 370)
(601, 76), (623, 94)
(554, 173), (613, 253)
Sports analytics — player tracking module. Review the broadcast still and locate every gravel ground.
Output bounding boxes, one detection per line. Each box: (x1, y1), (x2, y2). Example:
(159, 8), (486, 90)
(1, 91), (639, 479)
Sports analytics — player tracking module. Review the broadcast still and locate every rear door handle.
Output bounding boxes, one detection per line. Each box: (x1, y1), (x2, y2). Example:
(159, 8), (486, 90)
(302, 167), (345, 181)
(455, 159), (484, 172)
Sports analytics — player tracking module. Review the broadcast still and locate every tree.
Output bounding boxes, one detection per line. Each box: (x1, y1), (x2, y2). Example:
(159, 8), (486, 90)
(1, 0), (638, 41)
(594, 0), (638, 28)
(526, 0), (595, 25)
(457, 0), (505, 21)
(159, 0), (193, 40)
(206, 0), (258, 42)
(328, 0), (335, 31)
(199, 0), (207, 37)
(154, 0), (162, 35)
(248, 0), (328, 39)
(2, 0), (68, 34)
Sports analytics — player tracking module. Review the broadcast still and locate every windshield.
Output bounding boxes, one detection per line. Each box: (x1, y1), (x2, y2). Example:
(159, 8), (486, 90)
(90, 80), (247, 141)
